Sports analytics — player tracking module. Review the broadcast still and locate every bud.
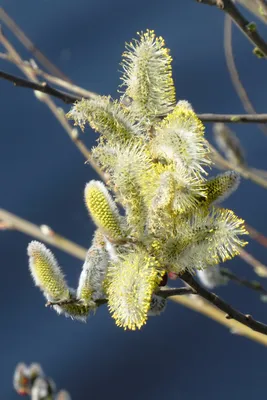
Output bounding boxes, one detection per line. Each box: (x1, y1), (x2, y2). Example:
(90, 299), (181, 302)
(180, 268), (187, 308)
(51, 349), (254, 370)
(28, 241), (69, 301)
(77, 242), (109, 303)
(84, 180), (124, 241)
(204, 171), (240, 206)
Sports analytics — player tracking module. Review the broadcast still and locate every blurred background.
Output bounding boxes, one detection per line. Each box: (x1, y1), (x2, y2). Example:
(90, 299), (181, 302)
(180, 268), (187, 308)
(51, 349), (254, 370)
(1, 1), (267, 399)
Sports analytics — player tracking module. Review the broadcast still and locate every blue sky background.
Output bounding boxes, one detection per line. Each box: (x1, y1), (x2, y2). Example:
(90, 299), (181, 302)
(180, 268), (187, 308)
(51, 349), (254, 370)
(1, 1), (267, 399)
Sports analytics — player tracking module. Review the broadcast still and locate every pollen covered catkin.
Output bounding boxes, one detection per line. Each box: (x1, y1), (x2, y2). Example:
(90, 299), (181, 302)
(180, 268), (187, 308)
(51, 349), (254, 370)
(28, 30), (248, 331)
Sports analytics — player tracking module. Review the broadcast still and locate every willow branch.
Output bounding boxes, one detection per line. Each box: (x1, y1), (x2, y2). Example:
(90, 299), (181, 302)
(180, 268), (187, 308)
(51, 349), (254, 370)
(0, 52), (97, 99)
(236, 0), (267, 24)
(0, 209), (87, 260)
(224, 14), (267, 136)
(196, 0), (267, 57)
(199, 113), (267, 123)
(180, 270), (267, 335)
(221, 268), (267, 294)
(0, 28), (106, 181)
(246, 223), (267, 248)
(209, 142), (267, 188)
(0, 7), (70, 81)
(0, 70), (79, 104)
(239, 247), (267, 278)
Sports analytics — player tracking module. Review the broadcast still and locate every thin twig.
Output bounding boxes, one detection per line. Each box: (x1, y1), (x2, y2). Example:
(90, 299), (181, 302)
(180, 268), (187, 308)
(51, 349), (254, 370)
(0, 7), (70, 81)
(0, 28), (106, 181)
(196, 0), (267, 57)
(0, 209), (87, 260)
(236, 0), (267, 24)
(209, 142), (267, 188)
(199, 113), (267, 123)
(180, 270), (267, 335)
(224, 14), (267, 136)
(220, 268), (267, 294)
(0, 70), (79, 104)
(246, 223), (267, 248)
(0, 52), (97, 99)
(239, 247), (267, 278)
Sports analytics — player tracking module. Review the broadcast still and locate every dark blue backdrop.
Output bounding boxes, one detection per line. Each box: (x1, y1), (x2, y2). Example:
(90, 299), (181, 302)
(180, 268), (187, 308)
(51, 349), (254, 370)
(1, 1), (267, 399)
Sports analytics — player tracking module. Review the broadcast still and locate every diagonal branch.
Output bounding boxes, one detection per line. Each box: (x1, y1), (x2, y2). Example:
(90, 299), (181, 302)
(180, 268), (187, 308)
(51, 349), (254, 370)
(0, 70), (80, 104)
(0, 7), (70, 81)
(180, 270), (267, 335)
(196, 0), (267, 57)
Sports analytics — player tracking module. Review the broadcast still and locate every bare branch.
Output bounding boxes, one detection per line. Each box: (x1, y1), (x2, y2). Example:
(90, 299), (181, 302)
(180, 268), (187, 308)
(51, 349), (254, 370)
(0, 7), (70, 81)
(196, 0), (267, 57)
(224, 14), (267, 136)
(199, 113), (267, 123)
(0, 209), (87, 260)
(0, 70), (79, 104)
(220, 268), (267, 294)
(0, 52), (97, 99)
(209, 142), (267, 188)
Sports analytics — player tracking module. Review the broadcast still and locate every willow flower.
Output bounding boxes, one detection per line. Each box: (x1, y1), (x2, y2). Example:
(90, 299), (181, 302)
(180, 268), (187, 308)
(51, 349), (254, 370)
(151, 103), (211, 177)
(171, 208), (248, 272)
(84, 180), (124, 241)
(105, 250), (163, 330)
(27, 241), (69, 301)
(120, 29), (176, 123)
(67, 96), (140, 141)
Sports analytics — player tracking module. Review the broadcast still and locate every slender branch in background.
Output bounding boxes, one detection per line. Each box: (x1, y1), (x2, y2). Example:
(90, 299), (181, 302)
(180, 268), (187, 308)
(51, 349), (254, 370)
(0, 209), (87, 260)
(246, 223), (267, 248)
(196, 0), (267, 57)
(180, 270), (267, 335)
(239, 247), (267, 278)
(221, 268), (267, 294)
(257, 0), (267, 18)
(0, 7), (70, 81)
(0, 52), (97, 99)
(199, 113), (267, 123)
(224, 14), (267, 136)
(209, 142), (267, 188)
(0, 28), (106, 181)
(236, 0), (267, 24)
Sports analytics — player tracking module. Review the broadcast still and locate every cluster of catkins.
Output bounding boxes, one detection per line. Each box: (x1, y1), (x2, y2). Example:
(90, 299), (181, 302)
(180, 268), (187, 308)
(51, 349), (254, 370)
(27, 30), (248, 330)
(14, 363), (70, 400)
